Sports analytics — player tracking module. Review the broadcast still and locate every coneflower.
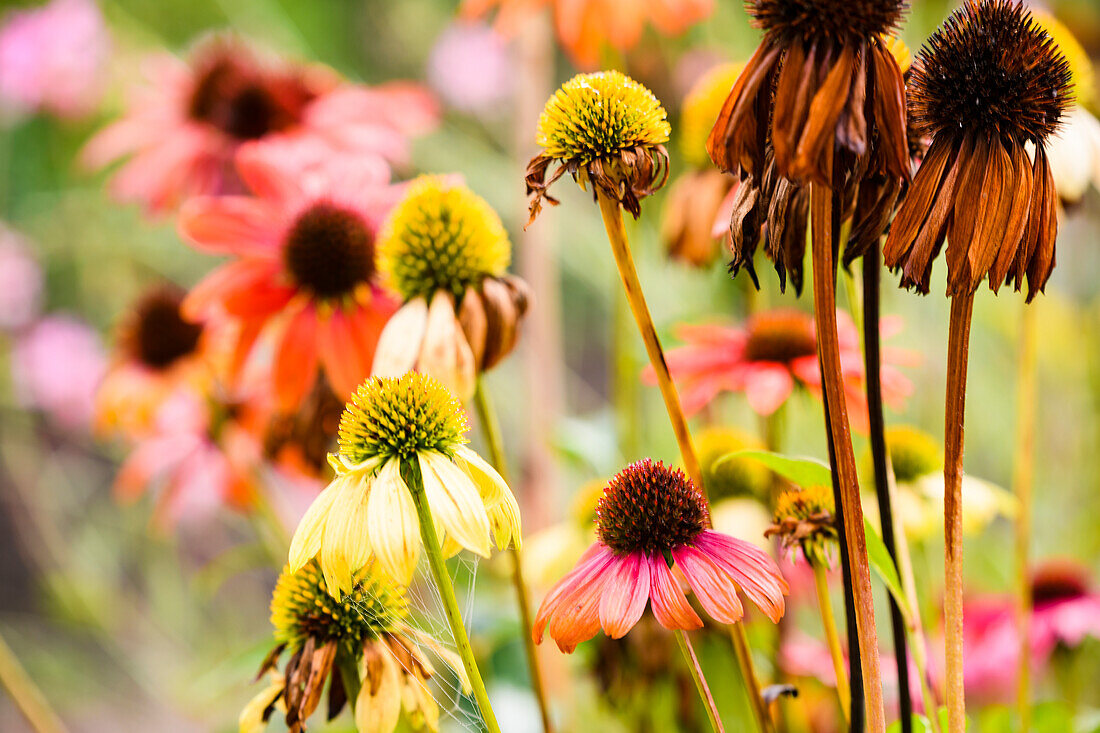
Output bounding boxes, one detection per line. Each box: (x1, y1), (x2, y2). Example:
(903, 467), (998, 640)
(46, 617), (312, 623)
(882, 2), (1072, 730)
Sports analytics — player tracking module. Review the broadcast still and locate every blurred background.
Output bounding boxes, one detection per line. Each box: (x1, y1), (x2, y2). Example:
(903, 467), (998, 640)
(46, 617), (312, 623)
(1, 0), (1100, 730)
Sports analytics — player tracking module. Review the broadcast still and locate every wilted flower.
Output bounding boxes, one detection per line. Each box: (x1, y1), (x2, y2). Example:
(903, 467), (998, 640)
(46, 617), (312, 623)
(10, 314), (106, 431)
(462, 0), (712, 69)
(646, 309), (912, 426)
(83, 36), (437, 213)
(373, 175), (529, 401)
(526, 71), (670, 221)
(244, 560), (468, 733)
(289, 373), (520, 594)
(0, 225), (42, 332)
(264, 376), (345, 481)
(534, 459), (788, 652)
(179, 143), (400, 411)
(766, 485), (836, 568)
(427, 22), (512, 115)
(0, 0), (109, 120)
(884, 0), (1072, 300)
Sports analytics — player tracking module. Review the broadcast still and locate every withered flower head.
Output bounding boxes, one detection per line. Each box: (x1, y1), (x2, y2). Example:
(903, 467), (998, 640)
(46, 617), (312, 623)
(883, 0), (1073, 300)
(526, 71), (671, 221)
(707, 0), (910, 186)
(765, 484), (837, 566)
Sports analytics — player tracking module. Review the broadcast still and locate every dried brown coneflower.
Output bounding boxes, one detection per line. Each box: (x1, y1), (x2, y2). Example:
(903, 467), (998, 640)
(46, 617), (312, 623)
(882, 3), (1071, 731)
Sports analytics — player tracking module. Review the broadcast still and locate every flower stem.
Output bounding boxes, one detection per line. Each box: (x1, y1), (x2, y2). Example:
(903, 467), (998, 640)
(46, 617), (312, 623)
(862, 245), (912, 732)
(1013, 301), (1037, 732)
(811, 560), (851, 722)
(472, 380), (553, 733)
(404, 460), (501, 733)
(730, 623), (775, 733)
(595, 189), (706, 498)
(0, 628), (67, 733)
(809, 179), (884, 732)
(943, 290), (976, 733)
(677, 629), (726, 733)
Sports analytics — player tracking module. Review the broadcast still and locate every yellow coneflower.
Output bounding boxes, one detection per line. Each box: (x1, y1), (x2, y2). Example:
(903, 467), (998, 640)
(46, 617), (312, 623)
(241, 561), (468, 733)
(373, 176), (530, 402)
(695, 426), (771, 504)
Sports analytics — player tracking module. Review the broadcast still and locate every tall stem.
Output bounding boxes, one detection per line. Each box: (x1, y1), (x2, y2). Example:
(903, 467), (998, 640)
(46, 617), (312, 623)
(0, 629), (67, 733)
(730, 623), (775, 733)
(943, 291), (975, 733)
(472, 381), (553, 733)
(677, 630), (726, 733)
(1013, 302), (1037, 732)
(812, 561), (851, 723)
(862, 244), (912, 731)
(809, 179), (884, 732)
(404, 460), (501, 733)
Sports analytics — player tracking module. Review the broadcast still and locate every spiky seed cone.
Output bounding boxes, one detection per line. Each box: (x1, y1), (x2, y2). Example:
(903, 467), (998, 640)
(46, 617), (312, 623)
(595, 459), (709, 555)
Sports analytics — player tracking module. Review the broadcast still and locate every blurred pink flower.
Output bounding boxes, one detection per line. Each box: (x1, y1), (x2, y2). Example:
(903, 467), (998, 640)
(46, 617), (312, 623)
(82, 36), (438, 214)
(645, 309), (913, 430)
(11, 314), (106, 431)
(0, 0), (109, 119)
(0, 226), (43, 332)
(428, 22), (512, 114)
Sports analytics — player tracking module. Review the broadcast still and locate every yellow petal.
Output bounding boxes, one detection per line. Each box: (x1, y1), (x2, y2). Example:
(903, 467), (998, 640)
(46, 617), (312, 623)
(239, 676), (285, 733)
(418, 451), (491, 557)
(455, 446), (522, 549)
(288, 481), (340, 571)
(407, 627), (472, 694)
(356, 652), (402, 733)
(367, 460), (421, 585)
(372, 297), (429, 378)
(418, 291), (476, 401)
(320, 475), (361, 596)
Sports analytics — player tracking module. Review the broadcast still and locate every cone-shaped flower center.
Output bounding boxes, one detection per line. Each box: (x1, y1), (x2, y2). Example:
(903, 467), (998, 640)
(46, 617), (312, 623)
(909, 0), (1072, 144)
(750, 0), (906, 45)
(188, 53), (313, 140)
(884, 425), (942, 483)
(127, 286), (203, 370)
(1030, 9), (1094, 109)
(596, 459), (709, 555)
(773, 484), (834, 523)
(337, 373), (468, 467)
(536, 71), (670, 163)
(1030, 561), (1089, 606)
(283, 203), (375, 300)
(744, 310), (817, 363)
(271, 560), (407, 652)
(377, 176), (510, 301)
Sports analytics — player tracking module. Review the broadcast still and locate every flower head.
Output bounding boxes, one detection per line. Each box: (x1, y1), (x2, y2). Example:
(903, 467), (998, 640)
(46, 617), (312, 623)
(289, 373), (520, 594)
(766, 485), (837, 567)
(882, 424), (942, 484)
(246, 560), (468, 733)
(681, 64), (744, 170)
(695, 426), (771, 503)
(534, 459), (787, 652)
(884, 0), (1073, 300)
(527, 71), (670, 221)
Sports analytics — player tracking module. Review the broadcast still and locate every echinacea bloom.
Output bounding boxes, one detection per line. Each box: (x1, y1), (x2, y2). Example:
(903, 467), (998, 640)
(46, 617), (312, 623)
(179, 143), (400, 411)
(0, 0), (109, 120)
(95, 284), (215, 438)
(883, 0), (1072, 300)
(646, 308), (912, 425)
(765, 484), (837, 567)
(526, 70), (670, 221)
(0, 225), (42, 332)
(82, 36), (438, 213)
(372, 176), (530, 401)
(533, 459), (788, 653)
(10, 314), (106, 431)
(662, 63), (743, 267)
(288, 373), (521, 594)
(243, 560), (468, 733)
(462, 0), (712, 69)
(113, 390), (261, 528)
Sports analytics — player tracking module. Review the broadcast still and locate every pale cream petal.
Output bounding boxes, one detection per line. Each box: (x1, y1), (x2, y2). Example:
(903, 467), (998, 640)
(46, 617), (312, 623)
(337, 473), (374, 576)
(320, 475), (362, 596)
(418, 451), (491, 557)
(372, 297), (429, 378)
(356, 652), (402, 733)
(238, 677), (285, 733)
(367, 460), (421, 585)
(288, 482), (340, 571)
(418, 292), (476, 401)
(455, 446), (522, 550)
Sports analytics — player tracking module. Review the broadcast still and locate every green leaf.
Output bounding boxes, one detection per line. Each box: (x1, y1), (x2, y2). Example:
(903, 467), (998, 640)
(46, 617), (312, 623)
(717, 450), (832, 488)
(863, 517), (913, 624)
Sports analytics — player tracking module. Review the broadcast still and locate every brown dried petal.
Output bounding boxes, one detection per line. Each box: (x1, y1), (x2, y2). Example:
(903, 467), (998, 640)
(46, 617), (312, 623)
(707, 42), (783, 176)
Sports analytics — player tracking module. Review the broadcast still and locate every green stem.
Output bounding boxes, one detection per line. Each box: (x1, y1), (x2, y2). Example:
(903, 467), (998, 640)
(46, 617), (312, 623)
(0, 628), (68, 733)
(404, 460), (501, 733)
(812, 561), (851, 723)
(676, 629), (726, 733)
(730, 623), (775, 733)
(472, 381), (554, 733)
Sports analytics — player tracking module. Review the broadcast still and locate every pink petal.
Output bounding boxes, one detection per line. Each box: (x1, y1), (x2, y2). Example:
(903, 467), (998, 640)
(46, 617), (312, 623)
(672, 545), (745, 624)
(178, 196), (285, 256)
(534, 543), (616, 653)
(114, 434), (201, 503)
(273, 304), (319, 411)
(181, 259), (287, 321)
(789, 355), (821, 387)
(649, 555), (703, 630)
(694, 531), (788, 623)
(235, 139), (308, 205)
(598, 552), (651, 639)
(317, 309), (369, 399)
(744, 362), (795, 416)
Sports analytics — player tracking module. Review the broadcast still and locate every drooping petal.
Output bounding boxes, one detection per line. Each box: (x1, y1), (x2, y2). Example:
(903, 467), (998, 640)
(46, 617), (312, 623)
(273, 303), (320, 411)
(178, 196), (285, 256)
(672, 544), (745, 624)
(372, 297), (429, 378)
(598, 551), (652, 638)
(694, 530), (788, 623)
(319, 474), (364, 596)
(356, 645), (402, 733)
(533, 543), (616, 652)
(417, 290), (476, 401)
(367, 460), (421, 585)
(454, 445), (521, 549)
(318, 308), (369, 399)
(288, 478), (341, 571)
(743, 362), (796, 416)
(650, 555), (703, 630)
(418, 451), (491, 558)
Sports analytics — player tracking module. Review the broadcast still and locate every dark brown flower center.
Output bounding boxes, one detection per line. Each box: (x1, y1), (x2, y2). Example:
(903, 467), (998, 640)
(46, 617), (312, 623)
(1031, 561), (1089, 606)
(596, 459), (709, 555)
(188, 55), (313, 141)
(750, 0), (906, 45)
(129, 287), (203, 370)
(283, 203), (375, 300)
(744, 310), (817, 363)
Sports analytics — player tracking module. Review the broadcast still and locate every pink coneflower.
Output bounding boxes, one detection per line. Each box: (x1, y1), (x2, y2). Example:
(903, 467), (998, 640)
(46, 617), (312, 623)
(0, 225), (43, 332)
(646, 308), (912, 427)
(0, 0), (109, 120)
(428, 22), (513, 115)
(533, 459), (788, 652)
(10, 314), (106, 431)
(178, 142), (401, 412)
(82, 36), (437, 213)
